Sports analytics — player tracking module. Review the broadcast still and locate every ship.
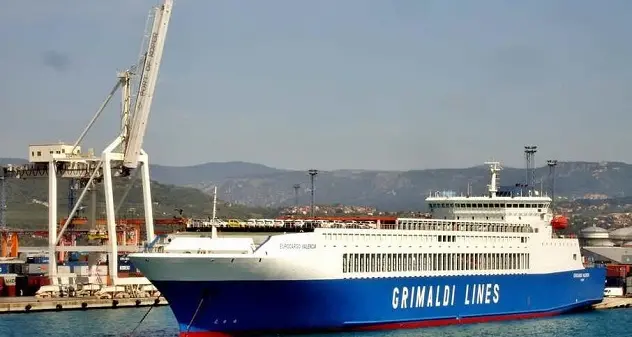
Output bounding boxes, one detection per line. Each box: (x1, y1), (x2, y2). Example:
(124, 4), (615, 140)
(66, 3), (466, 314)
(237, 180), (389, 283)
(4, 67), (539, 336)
(129, 161), (606, 337)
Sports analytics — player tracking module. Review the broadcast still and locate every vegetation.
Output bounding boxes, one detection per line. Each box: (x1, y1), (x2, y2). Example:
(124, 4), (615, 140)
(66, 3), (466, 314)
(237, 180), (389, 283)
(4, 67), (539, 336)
(3, 176), (280, 230)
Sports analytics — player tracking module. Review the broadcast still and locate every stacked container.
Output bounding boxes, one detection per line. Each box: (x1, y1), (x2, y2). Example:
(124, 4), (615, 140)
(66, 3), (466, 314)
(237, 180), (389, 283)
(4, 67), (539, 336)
(117, 254), (138, 278)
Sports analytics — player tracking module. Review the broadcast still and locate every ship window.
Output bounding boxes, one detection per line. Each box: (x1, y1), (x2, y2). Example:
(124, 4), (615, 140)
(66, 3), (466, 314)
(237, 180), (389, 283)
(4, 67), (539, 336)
(573, 254), (577, 260)
(342, 254), (348, 273)
(403, 254), (408, 271)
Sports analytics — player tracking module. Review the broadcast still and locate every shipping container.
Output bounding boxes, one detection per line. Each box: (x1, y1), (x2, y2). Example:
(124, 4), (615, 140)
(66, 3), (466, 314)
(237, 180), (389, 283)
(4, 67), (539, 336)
(67, 252), (87, 262)
(606, 264), (631, 278)
(25, 264), (48, 275)
(73, 266), (90, 276)
(117, 264), (137, 273)
(605, 287), (624, 297)
(117, 254), (137, 273)
(26, 256), (49, 264)
(65, 261), (89, 268)
(1, 275), (17, 297)
(0, 263), (23, 274)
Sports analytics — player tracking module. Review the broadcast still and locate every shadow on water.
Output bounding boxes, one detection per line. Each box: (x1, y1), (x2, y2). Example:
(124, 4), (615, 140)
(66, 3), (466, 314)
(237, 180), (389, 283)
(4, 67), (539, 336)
(0, 306), (629, 337)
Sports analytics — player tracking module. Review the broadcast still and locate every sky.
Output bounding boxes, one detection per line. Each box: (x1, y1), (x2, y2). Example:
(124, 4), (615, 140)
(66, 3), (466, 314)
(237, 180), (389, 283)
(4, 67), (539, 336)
(1, 0), (631, 171)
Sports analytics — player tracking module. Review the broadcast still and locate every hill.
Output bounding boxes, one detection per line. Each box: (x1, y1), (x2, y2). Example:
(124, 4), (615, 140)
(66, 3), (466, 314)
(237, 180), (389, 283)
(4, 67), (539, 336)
(4, 159), (632, 211)
(153, 161), (632, 211)
(150, 161), (284, 186)
(2, 172), (278, 229)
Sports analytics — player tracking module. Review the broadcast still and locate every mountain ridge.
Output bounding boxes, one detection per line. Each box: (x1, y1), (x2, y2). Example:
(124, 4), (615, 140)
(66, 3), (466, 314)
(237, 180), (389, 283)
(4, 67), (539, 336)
(3, 158), (632, 211)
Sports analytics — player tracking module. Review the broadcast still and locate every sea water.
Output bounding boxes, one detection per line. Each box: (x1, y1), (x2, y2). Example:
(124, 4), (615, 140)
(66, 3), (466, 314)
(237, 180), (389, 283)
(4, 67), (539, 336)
(0, 306), (627, 337)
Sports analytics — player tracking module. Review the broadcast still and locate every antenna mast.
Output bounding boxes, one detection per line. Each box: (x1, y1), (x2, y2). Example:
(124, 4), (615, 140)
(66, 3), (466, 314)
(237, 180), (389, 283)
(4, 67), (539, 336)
(484, 162), (502, 197)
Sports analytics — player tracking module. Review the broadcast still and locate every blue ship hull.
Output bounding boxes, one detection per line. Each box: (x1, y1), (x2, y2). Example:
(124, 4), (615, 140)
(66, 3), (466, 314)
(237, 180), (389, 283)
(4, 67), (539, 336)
(156, 267), (605, 337)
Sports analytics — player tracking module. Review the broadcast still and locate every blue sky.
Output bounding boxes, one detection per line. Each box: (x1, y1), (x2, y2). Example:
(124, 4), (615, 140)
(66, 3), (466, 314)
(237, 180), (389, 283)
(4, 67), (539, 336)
(1, 0), (631, 171)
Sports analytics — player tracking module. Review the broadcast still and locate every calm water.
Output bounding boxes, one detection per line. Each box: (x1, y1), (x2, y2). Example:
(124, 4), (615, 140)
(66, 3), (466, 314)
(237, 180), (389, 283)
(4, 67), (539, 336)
(0, 306), (628, 337)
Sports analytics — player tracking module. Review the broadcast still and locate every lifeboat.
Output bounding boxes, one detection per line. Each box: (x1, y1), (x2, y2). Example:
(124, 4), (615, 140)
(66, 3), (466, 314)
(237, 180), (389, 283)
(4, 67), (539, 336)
(550, 215), (568, 230)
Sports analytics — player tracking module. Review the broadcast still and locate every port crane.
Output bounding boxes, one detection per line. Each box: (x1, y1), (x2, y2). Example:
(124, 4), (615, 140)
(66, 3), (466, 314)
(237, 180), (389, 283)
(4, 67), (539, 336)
(0, 0), (173, 285)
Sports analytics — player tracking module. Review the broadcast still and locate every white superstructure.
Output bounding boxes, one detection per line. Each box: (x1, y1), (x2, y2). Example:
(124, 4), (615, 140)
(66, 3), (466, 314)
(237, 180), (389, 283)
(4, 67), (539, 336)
(132, 161), (583, 282)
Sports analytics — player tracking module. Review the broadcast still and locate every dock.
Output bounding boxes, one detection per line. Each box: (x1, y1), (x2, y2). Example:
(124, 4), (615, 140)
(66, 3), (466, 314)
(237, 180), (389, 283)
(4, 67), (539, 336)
(593, 296), (632, 310)
(0, 296), (168, 313)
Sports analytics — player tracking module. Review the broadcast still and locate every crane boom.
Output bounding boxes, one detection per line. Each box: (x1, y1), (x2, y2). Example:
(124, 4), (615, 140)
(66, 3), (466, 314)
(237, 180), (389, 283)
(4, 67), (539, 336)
(123, 0), (173, 169)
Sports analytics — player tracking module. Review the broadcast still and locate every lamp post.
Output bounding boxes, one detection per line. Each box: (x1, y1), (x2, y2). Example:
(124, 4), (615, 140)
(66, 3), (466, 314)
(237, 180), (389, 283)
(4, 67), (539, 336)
(308, 169), (318, 220)
(547, 160), (558, 213)
(293, 184), (300, 208)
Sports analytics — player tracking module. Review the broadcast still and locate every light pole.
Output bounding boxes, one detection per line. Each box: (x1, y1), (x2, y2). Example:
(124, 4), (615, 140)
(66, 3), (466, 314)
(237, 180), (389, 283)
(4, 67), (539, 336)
(293, 184), (300, 208)
(547, 160), (558, 213)
(308, 169), (318, 220)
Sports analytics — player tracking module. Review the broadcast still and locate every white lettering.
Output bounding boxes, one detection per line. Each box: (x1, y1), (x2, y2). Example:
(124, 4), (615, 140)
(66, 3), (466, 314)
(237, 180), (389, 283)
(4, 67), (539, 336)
(401, 287), (409, 309)
(415, 286), (425, 308)
(442, 285), (451, 306)
(391, 283), (501, 310)
(484, 284), (492, 304)
(434, 285), (441, 307)
(392, 287), (399, 309)
(493, 284), (500, 303)
(464, 285), (470, 305)
(476, 284), (485, 304)
(279, 243), (316, 250)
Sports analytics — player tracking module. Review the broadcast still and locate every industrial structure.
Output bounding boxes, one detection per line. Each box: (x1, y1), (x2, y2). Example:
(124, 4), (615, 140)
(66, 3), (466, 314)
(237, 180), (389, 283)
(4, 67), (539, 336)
(580, 225), (632, 263)
(0, 0), (174, 287)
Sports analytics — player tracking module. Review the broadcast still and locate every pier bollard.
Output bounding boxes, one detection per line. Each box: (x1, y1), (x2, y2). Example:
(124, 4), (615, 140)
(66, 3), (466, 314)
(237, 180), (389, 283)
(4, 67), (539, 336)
(81, 302), (88, 310)
(112, 299), (119, 308)
(24, 304), (32, 312)
(154, 298), (160, 305)
(135, 299), (141, 307)
(55, 304), (62, 311)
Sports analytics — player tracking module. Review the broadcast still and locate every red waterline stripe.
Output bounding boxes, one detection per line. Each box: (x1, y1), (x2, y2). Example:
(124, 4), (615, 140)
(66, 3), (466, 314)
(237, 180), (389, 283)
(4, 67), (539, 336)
(179, 310), (562, 337)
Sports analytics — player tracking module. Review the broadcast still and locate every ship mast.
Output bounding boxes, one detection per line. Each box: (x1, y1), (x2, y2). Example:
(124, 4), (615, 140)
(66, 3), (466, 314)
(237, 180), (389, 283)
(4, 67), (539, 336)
(484, 162), (502, 198)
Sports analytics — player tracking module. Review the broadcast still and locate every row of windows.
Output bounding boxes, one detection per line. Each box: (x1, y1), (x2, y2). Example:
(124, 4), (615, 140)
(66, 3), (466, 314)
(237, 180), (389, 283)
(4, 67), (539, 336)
(429, 203), (549, 209)
(321, 232), (530, 245)
(342, 252), (531, 274)
(393, 221), (534, 233)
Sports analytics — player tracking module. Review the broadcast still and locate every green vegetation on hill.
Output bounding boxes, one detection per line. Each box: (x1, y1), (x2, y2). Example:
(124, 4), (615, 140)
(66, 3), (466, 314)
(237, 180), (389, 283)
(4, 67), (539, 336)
(3, 176), (280, 229)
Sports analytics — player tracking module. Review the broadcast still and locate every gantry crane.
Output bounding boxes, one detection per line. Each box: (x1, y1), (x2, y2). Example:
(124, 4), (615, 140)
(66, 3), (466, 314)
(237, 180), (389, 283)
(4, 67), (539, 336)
(1, 0), (174, 285)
